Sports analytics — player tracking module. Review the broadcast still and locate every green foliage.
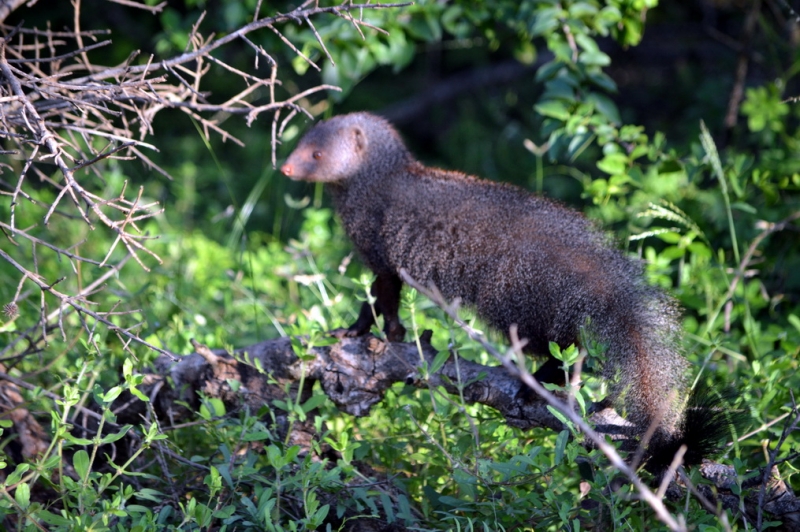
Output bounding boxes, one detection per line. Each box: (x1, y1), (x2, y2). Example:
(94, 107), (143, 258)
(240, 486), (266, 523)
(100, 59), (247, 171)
(741, 85), (789, 137)
(2, 0), (800, 529)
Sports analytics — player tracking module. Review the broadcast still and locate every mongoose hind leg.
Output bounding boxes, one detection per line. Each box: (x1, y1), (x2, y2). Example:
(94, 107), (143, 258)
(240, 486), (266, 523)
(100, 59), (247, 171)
(331, 273), (406, 342)
(532, 356), (567, 386)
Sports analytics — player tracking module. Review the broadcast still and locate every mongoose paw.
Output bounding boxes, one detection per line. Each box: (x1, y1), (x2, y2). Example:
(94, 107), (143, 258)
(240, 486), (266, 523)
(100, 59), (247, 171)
(384, 321), (407, 343)
(329, 327), (366, 339)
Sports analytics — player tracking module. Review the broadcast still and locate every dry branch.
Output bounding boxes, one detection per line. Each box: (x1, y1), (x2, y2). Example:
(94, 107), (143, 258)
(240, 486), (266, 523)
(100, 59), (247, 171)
(0, 0), (408, 368)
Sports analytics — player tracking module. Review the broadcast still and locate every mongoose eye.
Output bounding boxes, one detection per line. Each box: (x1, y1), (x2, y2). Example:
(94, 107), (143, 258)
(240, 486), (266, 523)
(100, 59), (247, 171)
(313, 151), (322, 160)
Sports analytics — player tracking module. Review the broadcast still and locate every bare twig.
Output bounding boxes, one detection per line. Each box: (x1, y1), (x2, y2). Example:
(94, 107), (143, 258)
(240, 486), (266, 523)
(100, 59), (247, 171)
(0, 247), (174, 358)
(757, 401), (800, 531)
(723, 0), (762, 135)
(722, 211), (800, 313)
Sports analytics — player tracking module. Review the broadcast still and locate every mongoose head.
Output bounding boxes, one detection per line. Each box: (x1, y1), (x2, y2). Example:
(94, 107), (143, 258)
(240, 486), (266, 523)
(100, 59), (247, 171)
(280, 112), (409, 182)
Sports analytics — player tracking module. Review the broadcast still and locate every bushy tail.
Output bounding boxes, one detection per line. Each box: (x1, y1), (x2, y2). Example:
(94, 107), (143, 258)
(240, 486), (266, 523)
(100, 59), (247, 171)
(589, 281), (744, 475)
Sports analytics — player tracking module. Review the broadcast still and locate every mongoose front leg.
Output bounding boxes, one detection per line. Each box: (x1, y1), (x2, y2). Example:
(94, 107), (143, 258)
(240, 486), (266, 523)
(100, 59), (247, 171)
(334, 299), (377, 338)
(371, 273), (406, 342)
(332, 273), (406, 342)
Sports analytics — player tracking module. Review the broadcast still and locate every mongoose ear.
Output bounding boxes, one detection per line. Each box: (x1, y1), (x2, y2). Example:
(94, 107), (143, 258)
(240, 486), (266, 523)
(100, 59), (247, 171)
(353, 127), (366, 152)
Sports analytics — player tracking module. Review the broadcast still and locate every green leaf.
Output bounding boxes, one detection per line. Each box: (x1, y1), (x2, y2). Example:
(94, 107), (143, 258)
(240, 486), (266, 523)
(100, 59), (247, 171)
(123, 357), (134, 378)
(243, 431), (272, 442)
(14, 482), (30, 509)
(548, 341), (562, 359)
(687, 242), (712, 259)
(569, 2), (598, 18)
(292, 53), (312, 76)
(441, 5), (471, 38)
(406, 11), (442, 41)
(213, 505), (236, 519)
(542, 79), (576, 101)
(284, 445), (300, 463)
(656, 231), (682, 244)
(73, 450), (90, 480)
(514, 41), (537, 65)
(102, 386), (122, 404)
(301, 393), (328, 413)
(63, 433), (93, 446)
(587, 70), (618, 92)
(312, 504), (330, 525)
(586, 92), (620, 124)
(661, 246), (685, 260)
(101, 425), (132, 445)
(788, 314), (800, 333)
(129, 386), (150, 402)
(34, 510), (72, 526)
(535, 60), (564, 82)
(530, 7), (560, 37)
(574, 388), (586, 416)
(574, 33), (599, 53)
(567, 132), (594, 161)
(657, 159), (683, 175)
(554, 429), (569, 464)
(560, 344), (579, 365)
(134, 488), (166, 503)
(597, 153), (628, 175)
(535, 100), (571, 121)
(731, 202), (757, 214)
(6, 463), (30, 485)
(207, 398), (226, 417)
(430, 350), (450, 374)
(547, 405), (570, 429)
(266, 445), (282, 467)
(579, 50), (611, 66)
(597, 6), (622, 25)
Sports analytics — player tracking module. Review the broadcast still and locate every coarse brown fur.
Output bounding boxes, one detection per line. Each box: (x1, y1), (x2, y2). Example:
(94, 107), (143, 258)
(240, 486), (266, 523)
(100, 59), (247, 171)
(281, 112), (729, 473)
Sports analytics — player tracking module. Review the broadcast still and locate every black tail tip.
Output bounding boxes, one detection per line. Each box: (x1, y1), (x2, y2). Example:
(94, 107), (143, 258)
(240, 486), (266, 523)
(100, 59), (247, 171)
(644, 384), (748, 475)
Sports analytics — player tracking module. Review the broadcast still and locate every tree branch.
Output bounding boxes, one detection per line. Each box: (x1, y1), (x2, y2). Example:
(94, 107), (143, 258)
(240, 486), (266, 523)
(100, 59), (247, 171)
(122, 332), (800, 529)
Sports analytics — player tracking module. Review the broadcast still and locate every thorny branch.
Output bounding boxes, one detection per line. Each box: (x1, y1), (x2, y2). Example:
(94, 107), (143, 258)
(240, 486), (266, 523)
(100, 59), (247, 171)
(0, 0), (407, 362)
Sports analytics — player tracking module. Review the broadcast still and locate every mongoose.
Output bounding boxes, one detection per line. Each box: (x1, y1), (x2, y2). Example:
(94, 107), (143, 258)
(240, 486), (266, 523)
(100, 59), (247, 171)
(280, 112), (733, 473)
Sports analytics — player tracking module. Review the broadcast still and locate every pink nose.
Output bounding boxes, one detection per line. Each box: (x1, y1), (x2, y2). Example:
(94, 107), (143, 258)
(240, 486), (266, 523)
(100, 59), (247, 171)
(280, 164), (292, 176)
